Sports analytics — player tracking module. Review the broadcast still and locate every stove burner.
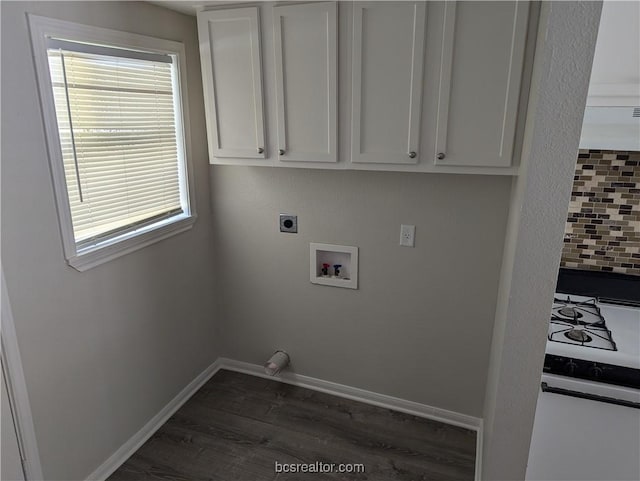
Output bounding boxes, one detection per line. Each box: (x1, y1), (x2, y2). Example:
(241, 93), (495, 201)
(548, 295), (616, 351)
(558, 307), (583, 319)
(551, 296), (605, 327)
(564, 329), (592, 343)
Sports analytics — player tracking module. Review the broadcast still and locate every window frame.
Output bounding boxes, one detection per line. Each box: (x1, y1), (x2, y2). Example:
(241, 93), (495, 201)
(28, 14), (197, 272)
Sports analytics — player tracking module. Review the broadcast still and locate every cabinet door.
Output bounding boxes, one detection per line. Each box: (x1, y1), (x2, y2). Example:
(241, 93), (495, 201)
(351, 2), (426, 164)
(273, 2), (337, 162)
(197, 8), (266, 160)
(434, 2), (529, 167)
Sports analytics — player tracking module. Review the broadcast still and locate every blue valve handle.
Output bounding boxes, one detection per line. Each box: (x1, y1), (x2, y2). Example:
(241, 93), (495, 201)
(333, 264), (342, 276)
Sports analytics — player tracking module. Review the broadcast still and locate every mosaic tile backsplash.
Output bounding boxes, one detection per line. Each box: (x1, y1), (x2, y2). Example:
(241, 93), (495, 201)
(561, 150), (640, 276)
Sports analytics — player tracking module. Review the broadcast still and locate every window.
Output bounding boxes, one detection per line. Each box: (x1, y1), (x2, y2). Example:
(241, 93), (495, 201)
(29, 15), (196, 271)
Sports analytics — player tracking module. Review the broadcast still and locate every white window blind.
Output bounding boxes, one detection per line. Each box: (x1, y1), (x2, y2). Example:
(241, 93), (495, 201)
(46, 41), (185, 247)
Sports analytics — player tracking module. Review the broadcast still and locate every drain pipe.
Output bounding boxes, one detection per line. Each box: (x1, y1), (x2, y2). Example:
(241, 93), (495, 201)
(264, 350), (290, 376)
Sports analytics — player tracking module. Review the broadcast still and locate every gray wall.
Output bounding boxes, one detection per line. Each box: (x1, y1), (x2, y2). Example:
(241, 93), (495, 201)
(1, 2), (218, 479)
(210, 166), (512, 417)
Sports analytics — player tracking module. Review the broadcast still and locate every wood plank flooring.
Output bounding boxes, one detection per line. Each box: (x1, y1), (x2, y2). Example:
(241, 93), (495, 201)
(108, 370), (476, 480)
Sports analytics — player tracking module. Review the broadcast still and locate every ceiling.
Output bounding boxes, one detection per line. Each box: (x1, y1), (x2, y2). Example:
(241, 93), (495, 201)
(587, 1), (640, 107)
(148, 1), (232, 16)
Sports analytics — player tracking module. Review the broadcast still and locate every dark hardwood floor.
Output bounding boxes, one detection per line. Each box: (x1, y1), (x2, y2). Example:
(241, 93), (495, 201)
(108, 370), (476, 480)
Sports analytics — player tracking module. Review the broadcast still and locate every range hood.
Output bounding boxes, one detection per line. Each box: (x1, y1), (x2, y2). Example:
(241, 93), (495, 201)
(580, 106), (640, 151)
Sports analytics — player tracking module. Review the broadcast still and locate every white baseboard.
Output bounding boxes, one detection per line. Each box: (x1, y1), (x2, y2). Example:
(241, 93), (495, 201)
(218, 358), (482, 429)
(86, 358), (224, 481)
(87, 357), (484, 481)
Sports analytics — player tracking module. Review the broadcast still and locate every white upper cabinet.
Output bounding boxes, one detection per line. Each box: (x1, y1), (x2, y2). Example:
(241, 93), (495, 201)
(434, 1), (529, 168)
(196, 1), (533, 173)
(273, 2), (337, 163)
(197, 8), (266, 160)
(350, 2), (426, 164)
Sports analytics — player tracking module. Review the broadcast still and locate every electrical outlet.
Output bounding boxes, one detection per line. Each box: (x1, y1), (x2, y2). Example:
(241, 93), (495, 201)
(280, 214), (298, 233)
(400, 224), (415, 247)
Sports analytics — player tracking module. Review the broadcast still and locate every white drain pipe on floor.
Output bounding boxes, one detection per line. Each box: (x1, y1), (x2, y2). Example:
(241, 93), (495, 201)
(264, 351), (290, 376)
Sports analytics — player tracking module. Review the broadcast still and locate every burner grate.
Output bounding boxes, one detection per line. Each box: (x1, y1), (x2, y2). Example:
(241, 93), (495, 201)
(548, 296), (616, 351)
(551, 296), (605, 327)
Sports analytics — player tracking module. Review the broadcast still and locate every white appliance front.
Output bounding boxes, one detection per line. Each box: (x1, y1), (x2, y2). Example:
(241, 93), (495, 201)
(527, 376), (640, 481)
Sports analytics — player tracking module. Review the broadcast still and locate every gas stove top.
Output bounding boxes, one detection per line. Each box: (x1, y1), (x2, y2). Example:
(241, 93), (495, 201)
(548, 296), (616, 351)
(544, 294), (640, 396)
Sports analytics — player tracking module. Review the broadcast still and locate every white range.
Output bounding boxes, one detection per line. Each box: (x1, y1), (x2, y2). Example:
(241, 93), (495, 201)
(527, 295), (640, 481)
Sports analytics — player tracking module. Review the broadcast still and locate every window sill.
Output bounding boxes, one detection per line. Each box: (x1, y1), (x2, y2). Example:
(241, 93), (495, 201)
(67, 214), (197, 272)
